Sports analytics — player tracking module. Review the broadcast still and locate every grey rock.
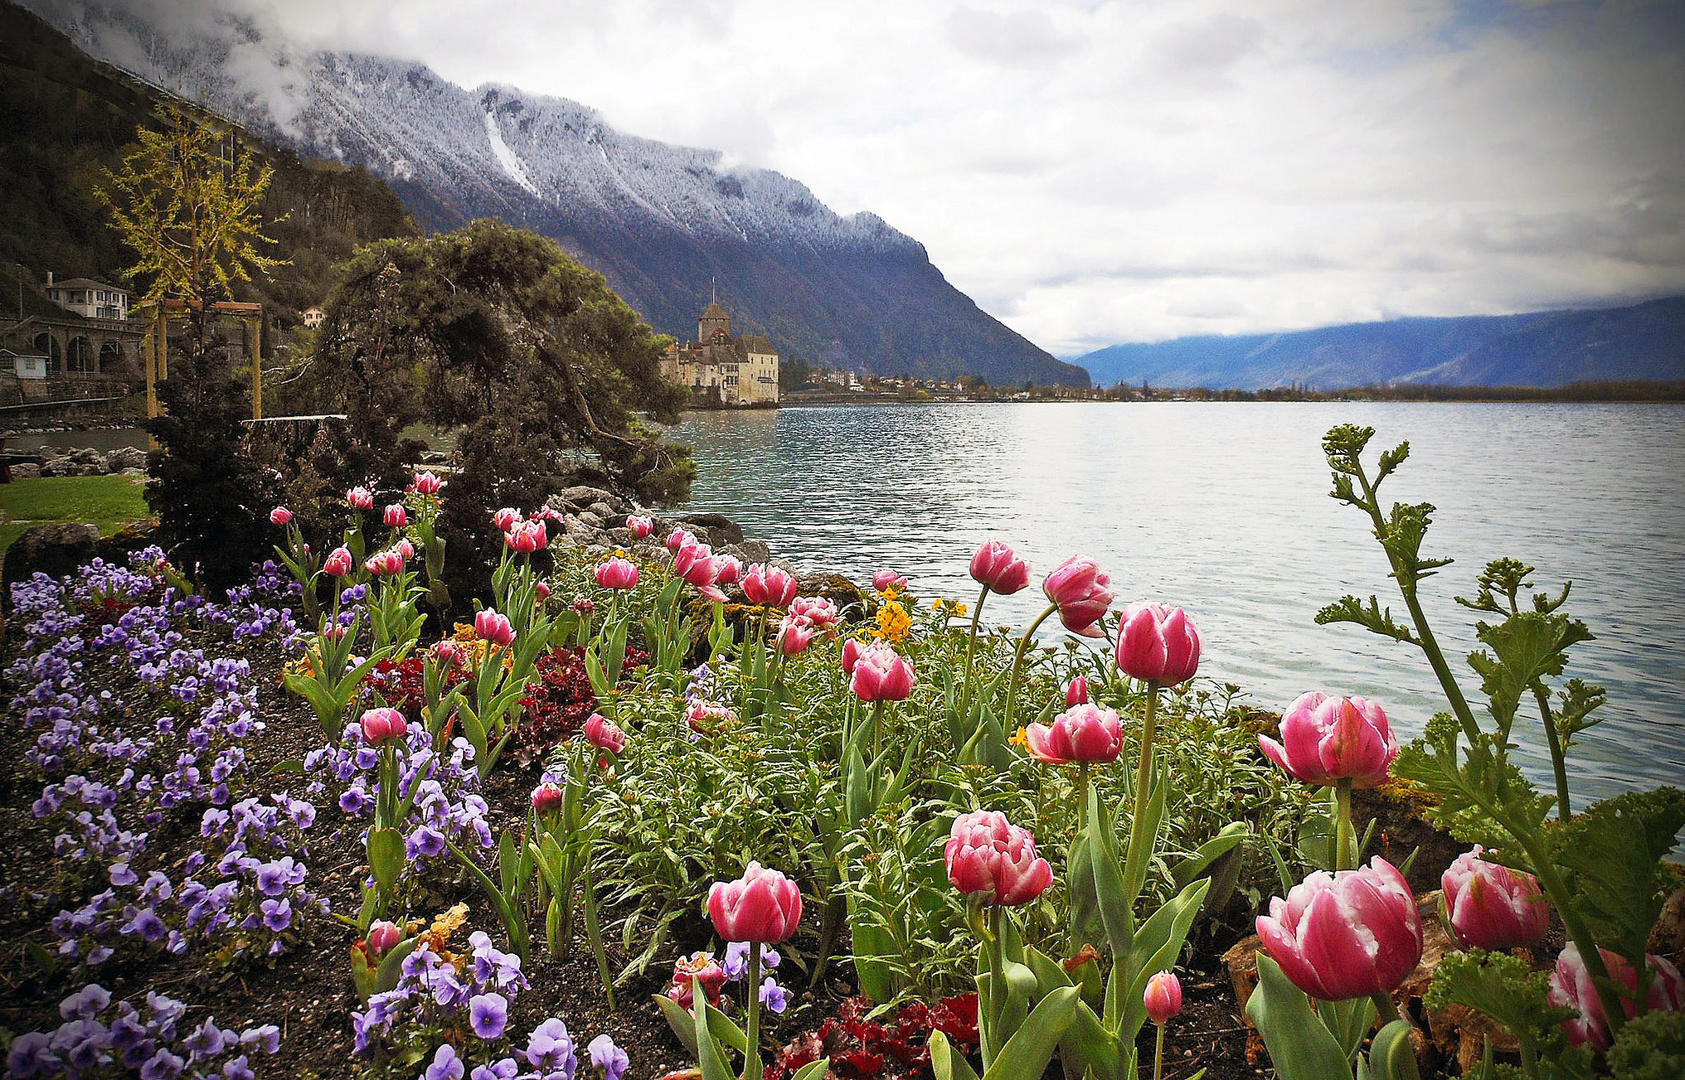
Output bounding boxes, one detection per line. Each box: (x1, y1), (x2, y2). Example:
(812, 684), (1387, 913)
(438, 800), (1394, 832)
(586, 501), (615, 519)
(557, 485), (614, 508)
(119, 467), (146, 476)
(9, 462), (41, 479)
(104, 447), (148, 472)
(724, 541), (770, 564)
(681, 513), (744, 547)
(575, 511), (603, 529)
(2, 522), (100, 607)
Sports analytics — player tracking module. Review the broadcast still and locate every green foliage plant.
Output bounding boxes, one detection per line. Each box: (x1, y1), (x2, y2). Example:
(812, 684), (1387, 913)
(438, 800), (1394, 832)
(1316, 423), (1685, 1065)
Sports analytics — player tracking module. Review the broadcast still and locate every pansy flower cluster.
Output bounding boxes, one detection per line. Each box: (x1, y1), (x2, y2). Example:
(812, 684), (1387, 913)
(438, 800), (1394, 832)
(352, 932), (626, 1080)
(5, 982), (281, 1079)
(663, 942), (791, 1016)
(303, 723), (493, 882)
(681, 663), (736, 741)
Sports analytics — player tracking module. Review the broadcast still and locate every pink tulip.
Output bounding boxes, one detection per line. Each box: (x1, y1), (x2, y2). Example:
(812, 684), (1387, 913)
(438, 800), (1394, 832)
(1114, 603), (1202, 685)
(394, 537), (415, 561)
(665, 528), (693, 552)
(531, 782), (565, 817)
(667, 953), (728, 1009)
(474, 609), (516, 647)
(742, 564), (798, 608)
(944, 810), (1053, 906)
(360, 707), (408, 745)
(493, 507), (522, 532)
(626, 514), (654, 539)
(324, 546), (353, 578)
(713, 554), (744, 587)
(367, 920), (402, 957)
(1065, 676), (1089, 707)
(776, 614), (816, 655)
(1256, 857), (1423, 1001)
(383, 503), (408, 528)
(1144, 971), (1183, 1026)
(505, 520), (547, 553)
(873, 569), (907, 593)
(364, 549), (405, 576)
(411, 471), (443, 495)
(270, 506), (293, 527)
(789, 595), (839, 630)
(1548, 943), (1685, 1050)
(970, 539), (1032, 595)
(673, 536), (727, 602)
(841, 638), (866, 677)
(707, 862), (803, 944)
(1042, 555), (1113, 637)
(595, 557), (640, 591)
(1441, 847), (1550, 951)
(850, 640), (916, 702)
(1024, 702), (1124, 765)
(435, 640), (465, 667)
(346, 486), (374, 510)
(584, 713), (627, 755)
(1260, 692), (1399, 789)
(534, 581), (551, 602)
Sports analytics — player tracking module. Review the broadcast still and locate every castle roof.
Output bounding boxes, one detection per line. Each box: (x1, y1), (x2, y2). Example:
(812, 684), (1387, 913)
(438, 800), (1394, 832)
(739, 334), (776, 354)
(701, 301), (729, 319)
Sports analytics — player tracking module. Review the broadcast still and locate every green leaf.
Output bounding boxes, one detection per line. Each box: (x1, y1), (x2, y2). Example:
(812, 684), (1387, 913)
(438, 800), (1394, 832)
(367, 827), (405, 890)
(694, 986), (740, 1080)
(1421, 949), (1571, 1062)
(1367, 1019), (1421, 1080)
(1057, 999), (1124, 1080)
(928, 1031), (982, 1080)
(1315, 594), (1421, 647)
(788, 1061), (833, 1080)
(1170, 821), (1248, 889)
(982, 985), (1078, 1080)
(1245, 954), (1353, 1080)
(1553, 787), (1685, 962)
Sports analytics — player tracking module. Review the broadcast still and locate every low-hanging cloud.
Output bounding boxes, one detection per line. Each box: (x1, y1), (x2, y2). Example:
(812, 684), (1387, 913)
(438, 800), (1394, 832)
(23, 0), (1685, 355)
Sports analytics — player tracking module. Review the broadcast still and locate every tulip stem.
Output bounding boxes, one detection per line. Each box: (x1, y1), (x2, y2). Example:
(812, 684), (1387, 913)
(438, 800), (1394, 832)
(985, 904), (1005, 1070)
(1004, 603), (1059, 729)
(745, 942), (762, 1080)
(1334, 779), (1357, 871)
(958, 584), (992, 729)
(1125, 681), (1161, 880)
(871, 700), (886, 767)
(1152, 1023), (1166, 1080)
(1370, 990), (1396, 1029)
(1075, 762), (1091, 836)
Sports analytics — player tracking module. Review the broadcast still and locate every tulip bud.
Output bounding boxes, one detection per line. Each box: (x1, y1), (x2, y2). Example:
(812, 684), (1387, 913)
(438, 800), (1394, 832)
(1441, 847), (1550, 951)
(742, 564), (798, 608)
(1144, 971), (1183, 1026)
(1549, 943), (1685, 1050)
(493, 507), (522, 533)
(411, 471), (443, 495)
(474, 609), (516, 648)
(270, 506), (293, 527)
(713, 554), (744, 587)
(841, 637), (866, 677)
(360, 707), (408, 746)
(1065, 676), (1089, 706)
(367, 920), (402, 957)
(970, 539), (1031, 595)
(665, 528), (693, 552)
(1114, 602), (1202, 685)
(435, 640), (465, 667)
(944, 810), (1052, 906)
(1043, 556), (1113, 637)
(534, 581), (552, 602)
(789, 595), (839, 630)
(383, 504), (408, 528)
(1256, 857), (1423, 1001)
(394, 538), (414, 561)
(531, 782), (565, 817)
(324, 546), (353, 578)
(775, 614), (815, 655)
(584, 713), (627, 755)
(626, 514), (654, 539)
(707, 862), (803, 944)
(505, 520), (547, 553)
(1260, 692), (1399, 789)
(346, 486), (374, 510)
(1024, 702), (1124, 765)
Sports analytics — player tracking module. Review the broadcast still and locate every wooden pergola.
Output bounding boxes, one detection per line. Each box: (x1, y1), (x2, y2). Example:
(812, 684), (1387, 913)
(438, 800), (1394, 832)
(136, 298), (264, 421)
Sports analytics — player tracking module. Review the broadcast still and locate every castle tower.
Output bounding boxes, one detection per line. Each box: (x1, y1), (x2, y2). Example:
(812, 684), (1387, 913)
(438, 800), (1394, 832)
(699, 301), (731, 344)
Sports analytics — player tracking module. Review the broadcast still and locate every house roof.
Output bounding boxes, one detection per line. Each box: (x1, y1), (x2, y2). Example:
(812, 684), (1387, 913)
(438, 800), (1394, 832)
(48, 278), (128, 294)
(739, 334), (776, 354)
(701, 301), (729, 319)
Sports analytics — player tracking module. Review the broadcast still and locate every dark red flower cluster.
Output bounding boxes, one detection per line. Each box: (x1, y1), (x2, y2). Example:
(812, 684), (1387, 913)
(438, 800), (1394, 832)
(363, 655), (454, 719)
(506, 645), (646, 764)
(767, 994), (979, 1080)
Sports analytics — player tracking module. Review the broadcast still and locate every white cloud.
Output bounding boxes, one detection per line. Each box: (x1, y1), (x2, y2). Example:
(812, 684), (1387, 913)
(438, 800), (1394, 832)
(35, 0), (1685, 355)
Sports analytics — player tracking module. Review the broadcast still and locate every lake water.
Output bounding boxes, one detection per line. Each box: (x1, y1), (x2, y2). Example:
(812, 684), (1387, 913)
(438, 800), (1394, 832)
(674, 401), (1685, 811)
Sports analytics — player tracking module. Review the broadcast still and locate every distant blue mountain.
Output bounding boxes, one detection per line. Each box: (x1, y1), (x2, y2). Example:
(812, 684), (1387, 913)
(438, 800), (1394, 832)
(1071, 296), (1685, 390)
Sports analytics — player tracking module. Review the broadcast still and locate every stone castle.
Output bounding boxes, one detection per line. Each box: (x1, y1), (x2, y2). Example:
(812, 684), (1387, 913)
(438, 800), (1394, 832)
(659, 300), (779, 405)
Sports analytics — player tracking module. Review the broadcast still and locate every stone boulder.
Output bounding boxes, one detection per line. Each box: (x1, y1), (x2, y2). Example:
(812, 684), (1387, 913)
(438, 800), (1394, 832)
(103, 446), (148, 473)
(680, 513), (745, 548)
(9, 462), (41, 479)
(2, 523), (100, 608)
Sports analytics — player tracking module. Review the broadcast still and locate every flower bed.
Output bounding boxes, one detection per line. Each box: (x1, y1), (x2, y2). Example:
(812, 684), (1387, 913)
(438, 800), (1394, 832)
(3, 426), (1681, 1080)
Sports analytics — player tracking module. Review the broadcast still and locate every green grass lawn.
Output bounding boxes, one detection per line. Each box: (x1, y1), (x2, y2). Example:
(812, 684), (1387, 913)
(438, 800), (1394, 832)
(0, 474), (151, 557)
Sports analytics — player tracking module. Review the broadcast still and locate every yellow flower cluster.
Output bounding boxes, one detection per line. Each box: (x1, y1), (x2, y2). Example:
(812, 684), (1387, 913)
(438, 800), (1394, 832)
(408, 902), (471, 967)
(931, 597), (969, 619)
(872, 599), (912, 643)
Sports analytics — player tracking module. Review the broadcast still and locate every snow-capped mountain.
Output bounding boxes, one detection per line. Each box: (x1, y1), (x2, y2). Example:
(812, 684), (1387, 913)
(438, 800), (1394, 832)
(23, 0), (1087, 385)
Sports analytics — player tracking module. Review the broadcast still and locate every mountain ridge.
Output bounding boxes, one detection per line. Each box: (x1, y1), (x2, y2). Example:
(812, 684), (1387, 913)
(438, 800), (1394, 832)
(1070, 296), (1685, 390)
(23, 0), (1087, 386)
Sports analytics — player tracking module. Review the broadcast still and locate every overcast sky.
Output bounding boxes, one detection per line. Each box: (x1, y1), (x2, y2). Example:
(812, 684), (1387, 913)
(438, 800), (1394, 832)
(70, 0), (1685, 354)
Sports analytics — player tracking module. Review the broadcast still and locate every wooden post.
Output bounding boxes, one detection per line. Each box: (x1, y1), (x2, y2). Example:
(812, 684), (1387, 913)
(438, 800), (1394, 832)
(144, 305), (161, 451)
(249, 314), (262, 420)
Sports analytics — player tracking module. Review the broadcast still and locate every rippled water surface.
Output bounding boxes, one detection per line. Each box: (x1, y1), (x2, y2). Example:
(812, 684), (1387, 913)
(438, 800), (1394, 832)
(675, 401), (1685, 808)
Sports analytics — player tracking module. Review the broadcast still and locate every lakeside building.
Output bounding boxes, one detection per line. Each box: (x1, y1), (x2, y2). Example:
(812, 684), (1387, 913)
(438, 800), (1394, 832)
(0, 271), (144, 379)
(660, 300), (780, 405)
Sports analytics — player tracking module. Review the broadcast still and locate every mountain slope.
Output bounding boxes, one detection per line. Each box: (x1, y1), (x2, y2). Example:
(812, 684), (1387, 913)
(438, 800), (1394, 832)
(1072, 297), (1685, 390)
(23, 0), (1086, 386)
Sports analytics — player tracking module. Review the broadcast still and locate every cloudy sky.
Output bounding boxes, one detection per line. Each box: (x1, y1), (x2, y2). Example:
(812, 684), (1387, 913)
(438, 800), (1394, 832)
(55, 0), (1685, 354)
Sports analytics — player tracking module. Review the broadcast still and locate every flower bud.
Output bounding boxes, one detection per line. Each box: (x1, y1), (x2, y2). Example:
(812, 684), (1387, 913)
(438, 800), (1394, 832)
(367, 920), (402, 956)
(969, 539), (1031, 595)
(1114, 602), (1202, 685)
(1441, 846), (1550, 951)
(474, 609), (516, 648)
(531, 782), (565, 817)
(708, 862), (803, 944)
(383, 504), (408, 528)
(1256, 857), (1423, 1001)
(1260, 692), (1399, 789)
(1144, 971), (1183, 1026)
(594, 557), (640, 591)
(270, 506), (293, 527)
(1024, 702), (1124, 765)
(360, 707), (408, 746)
(411, 471), (443, 495)
(323, 546), (353, 577)
(346, 486), (374, 510)
(1065, 676), (1089, 707)
(944, 810), (1052, 906)
(626, 514), (654, 539)
(584, 713), (627, 755)
(1043, 556), (1112, 637)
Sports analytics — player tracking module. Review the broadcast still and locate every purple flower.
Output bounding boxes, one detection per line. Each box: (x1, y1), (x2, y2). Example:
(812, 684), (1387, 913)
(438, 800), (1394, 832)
(60, 984), (111, 1019)
(5, 1032), (58, 1077)
(109, 863), (138, 886)
(238, 1025), (280, 1055)
(521, 1018), (576, 1075)
(759, 977), (789, 1014)
(423, 1044), (464, 1080)
(469, 1060), (518, 1080)
(260, 898), (291, 932)
(407, 825), (446, 859)
(469, 992), (509, 1040)
(588, 1034), (628, 1080)
(140, 1048), (186, 1079)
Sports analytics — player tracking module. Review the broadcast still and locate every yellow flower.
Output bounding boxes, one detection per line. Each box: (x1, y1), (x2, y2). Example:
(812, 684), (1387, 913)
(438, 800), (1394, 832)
(872, 599), (912, 643)
(1009, 726), (1029, 749)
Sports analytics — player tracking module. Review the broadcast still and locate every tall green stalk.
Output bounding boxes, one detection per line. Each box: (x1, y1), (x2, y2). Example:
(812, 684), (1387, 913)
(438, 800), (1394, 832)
(958, 583), (991, 721)
(1003, 602), (1059, 729)
(1124, 681), (1161, 866)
